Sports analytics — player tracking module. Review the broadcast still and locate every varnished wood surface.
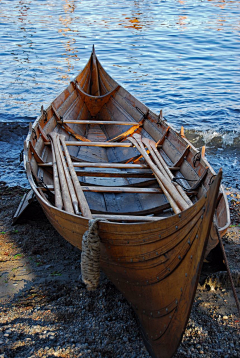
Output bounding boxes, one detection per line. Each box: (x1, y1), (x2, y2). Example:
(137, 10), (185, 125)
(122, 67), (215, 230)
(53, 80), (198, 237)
(24, 47), (230, 358)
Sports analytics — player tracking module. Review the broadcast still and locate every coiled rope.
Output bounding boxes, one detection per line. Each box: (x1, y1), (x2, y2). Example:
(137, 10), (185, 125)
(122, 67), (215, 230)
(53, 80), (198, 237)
(81, 218), (102, 291)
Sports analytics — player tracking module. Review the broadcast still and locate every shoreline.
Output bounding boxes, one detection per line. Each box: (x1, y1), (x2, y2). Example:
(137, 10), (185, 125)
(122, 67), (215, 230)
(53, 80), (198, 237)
(0, 182), (239, 357)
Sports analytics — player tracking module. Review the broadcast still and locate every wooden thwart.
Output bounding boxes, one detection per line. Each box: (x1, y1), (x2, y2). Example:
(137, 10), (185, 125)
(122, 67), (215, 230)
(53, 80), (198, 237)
(39, 162), (149, 169)
(38, 185), (163, 194)
(57, 120), (139, 126)
(92, 214), (163, 222)
(45, 140), (133, 147)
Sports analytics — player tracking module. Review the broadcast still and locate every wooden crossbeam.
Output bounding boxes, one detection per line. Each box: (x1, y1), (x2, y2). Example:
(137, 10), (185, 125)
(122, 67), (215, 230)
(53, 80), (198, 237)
(92, 214), (163, 222)
(57, 120), (139, 126)
(74, 168), (153, 178)
(173, 145), (190, 167)
(45, 141), (133, 147)
(37, 184), (196, 196)
(38, 162), (149, 169)
(38, 185), (163, 194)
(38, 161), (179, 171)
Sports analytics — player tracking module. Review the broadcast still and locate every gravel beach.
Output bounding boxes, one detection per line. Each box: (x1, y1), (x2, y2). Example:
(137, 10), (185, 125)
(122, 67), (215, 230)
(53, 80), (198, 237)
(0, 182), (239, 358)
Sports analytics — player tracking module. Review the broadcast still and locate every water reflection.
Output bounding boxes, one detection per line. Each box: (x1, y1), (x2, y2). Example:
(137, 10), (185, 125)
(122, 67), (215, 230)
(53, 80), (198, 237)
(58, 0), (79, 79)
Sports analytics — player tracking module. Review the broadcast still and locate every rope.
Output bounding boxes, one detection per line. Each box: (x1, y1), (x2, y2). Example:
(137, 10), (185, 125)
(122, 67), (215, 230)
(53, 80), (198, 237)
(214, 220), (240, 317)
(81, 218), (102, 291)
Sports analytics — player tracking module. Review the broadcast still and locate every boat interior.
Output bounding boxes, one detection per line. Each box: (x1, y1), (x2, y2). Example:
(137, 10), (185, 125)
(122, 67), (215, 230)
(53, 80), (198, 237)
(26, 48), (229, 227)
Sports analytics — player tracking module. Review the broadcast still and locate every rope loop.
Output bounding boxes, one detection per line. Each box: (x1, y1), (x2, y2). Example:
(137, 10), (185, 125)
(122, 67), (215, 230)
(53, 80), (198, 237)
(81, 218), (102, 291)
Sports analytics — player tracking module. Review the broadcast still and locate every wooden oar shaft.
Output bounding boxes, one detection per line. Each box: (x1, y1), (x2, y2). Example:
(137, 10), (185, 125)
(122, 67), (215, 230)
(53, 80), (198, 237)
(128, 136), (181, 214)
(60, 135), (92, 219)
(132, 135), (189, 211)
(49, 136), (63, 210)
(151, 144), (193, 207)
(143, 139), (193, 208)
(49, 133), (74, 214)
(56, 136), (80, 215)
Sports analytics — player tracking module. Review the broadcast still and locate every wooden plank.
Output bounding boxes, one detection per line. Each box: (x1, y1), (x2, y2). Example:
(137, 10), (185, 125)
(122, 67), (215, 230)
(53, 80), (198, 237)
(74, 168), (154, 178)
(45, 141), (133, 147)
(37, 185), (163, 194)
(38, 162), (149, 169)
(57, 120), (139, 126)
(12, 189), (35, 224)
(128, 135), (182, 214)
(82, 186), (162, 194)
(49, 133), (74, 213)
(92, 214), (164, 222)
(60, 122), (90, 142)
(59, 135), (92, 218)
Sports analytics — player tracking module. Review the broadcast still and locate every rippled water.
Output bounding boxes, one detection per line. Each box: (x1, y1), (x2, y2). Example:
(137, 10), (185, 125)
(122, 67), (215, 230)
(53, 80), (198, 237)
(0, 0), (239, 188)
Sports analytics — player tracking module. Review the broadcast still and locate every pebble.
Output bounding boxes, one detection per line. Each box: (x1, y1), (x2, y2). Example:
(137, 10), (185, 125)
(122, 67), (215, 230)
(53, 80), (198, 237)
(0, 183), (239, 358)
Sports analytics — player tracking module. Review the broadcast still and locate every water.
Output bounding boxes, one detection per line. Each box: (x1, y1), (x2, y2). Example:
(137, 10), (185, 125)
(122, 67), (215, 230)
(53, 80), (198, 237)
(0, 0), (239, 188)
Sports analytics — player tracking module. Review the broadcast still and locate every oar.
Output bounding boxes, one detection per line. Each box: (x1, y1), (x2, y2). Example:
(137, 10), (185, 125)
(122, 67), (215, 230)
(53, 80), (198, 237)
(49, 134), (63, 210)
(48, 133), (74, 214)
(142, 138), (193, 207)
(131, 134), (190, 211)
(56, 135), (80, 215)
(59, 135), (92, 219)
(128, 135), (181, 214)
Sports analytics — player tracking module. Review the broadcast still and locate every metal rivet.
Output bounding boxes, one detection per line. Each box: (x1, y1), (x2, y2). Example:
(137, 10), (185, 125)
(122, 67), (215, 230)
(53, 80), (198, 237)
(166, 308), (168, 312)
(168, 267), (170, 272)
(188, 239), (191, 245)
(131, 259), (133, 262)
(176, 226), (178, 230)
(176, 299), (178, 304)
(185, 273), (188, 277)
(178, 255), (181, 260)
(158, 311), (160, 315)
(178, 214), (181, 218)
(142, 256), (145, 261)
(150, 312), (153, 316)
(169, 315), (172, 319)
(143, 239), (145, 242)
(181, 288), (183, 292)
(196, 234), (198, 239)
(159, 234), (161, 238)
(201, 215), (203, 219)
(156, 252), (158, 255)
(146, 280), (149, 283)
(191, 255), (193, 259)
(205, 193), (207, 198)
(157, 277), (159, 281)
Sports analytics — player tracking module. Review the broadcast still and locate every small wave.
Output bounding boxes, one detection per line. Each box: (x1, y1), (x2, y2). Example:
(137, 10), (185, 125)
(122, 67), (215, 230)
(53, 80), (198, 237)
(185, 129), (240, 150)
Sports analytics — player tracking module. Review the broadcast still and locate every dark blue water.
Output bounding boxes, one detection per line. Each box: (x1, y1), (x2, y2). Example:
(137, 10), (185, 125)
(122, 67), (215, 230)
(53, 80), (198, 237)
(0, 0), (239, 189)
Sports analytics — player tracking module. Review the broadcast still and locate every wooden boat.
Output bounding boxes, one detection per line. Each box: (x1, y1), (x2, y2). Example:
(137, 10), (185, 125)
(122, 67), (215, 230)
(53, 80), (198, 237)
(23, 47), (230, 358)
